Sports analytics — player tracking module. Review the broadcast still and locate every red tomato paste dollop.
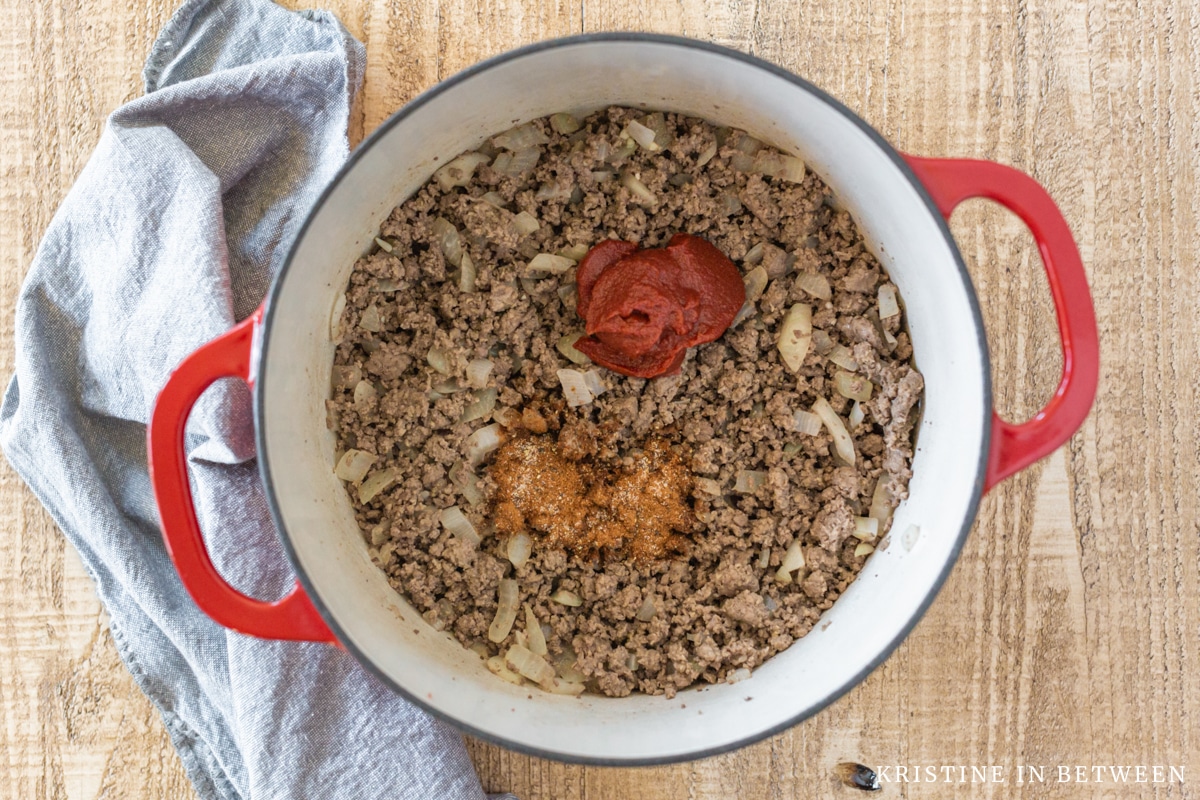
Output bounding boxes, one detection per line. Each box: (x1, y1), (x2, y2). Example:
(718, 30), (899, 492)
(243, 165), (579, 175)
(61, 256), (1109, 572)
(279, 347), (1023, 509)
(574, 233), (745, 378)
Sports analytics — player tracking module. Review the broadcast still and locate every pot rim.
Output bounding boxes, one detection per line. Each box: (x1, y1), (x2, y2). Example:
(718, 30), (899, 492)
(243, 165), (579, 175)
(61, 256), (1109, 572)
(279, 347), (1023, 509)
(255, 31), (992, 765)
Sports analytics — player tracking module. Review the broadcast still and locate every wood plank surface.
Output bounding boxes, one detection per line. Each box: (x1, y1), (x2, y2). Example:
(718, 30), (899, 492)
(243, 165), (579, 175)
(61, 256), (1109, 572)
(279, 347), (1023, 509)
(2, 0), (1197, 798)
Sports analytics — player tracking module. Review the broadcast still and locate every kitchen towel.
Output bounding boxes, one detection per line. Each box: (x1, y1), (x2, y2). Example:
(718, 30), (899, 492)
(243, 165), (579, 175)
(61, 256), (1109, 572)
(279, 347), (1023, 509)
(0, 1), (504, 797)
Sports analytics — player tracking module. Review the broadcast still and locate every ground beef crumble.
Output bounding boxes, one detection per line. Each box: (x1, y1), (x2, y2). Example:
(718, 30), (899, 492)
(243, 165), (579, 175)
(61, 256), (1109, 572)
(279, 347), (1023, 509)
(330, 107), (923, 697)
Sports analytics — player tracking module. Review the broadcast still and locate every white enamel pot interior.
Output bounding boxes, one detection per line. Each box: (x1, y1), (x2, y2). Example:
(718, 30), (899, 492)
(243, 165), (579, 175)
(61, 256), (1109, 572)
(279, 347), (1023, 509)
(257, 34), (990, 763)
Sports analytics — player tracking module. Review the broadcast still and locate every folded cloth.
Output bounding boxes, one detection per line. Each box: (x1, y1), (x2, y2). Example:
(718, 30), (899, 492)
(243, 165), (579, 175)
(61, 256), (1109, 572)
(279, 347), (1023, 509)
(0, 1), (505, 797)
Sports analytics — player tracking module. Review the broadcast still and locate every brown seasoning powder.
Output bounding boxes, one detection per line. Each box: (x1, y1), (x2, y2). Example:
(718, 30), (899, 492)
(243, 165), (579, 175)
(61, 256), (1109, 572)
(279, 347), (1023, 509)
(488, 432), (695, 562)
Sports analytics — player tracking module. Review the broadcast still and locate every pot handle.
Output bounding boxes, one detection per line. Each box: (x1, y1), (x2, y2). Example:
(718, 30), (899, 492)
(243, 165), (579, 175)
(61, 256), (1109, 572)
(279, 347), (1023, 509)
(903, 155), (1099, 492)
(147, 306), (336, 643)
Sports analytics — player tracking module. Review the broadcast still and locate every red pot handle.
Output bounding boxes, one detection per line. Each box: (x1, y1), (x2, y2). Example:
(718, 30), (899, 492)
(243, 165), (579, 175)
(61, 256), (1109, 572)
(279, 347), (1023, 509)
(147, 306), (336, 643)
(903, 155), (1099, 492)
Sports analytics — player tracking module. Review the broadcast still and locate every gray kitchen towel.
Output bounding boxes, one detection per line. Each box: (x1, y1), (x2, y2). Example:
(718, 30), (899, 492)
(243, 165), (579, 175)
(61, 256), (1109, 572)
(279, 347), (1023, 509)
(0, 1), (501, 798)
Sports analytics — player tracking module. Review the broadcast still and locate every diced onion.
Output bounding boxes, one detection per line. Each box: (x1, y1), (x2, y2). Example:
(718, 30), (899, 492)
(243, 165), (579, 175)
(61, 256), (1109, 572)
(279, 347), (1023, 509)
(582, 369), (607, 397)
(432, 378), (464, 394)
(743, 242), (765, 265)
(757, 545), (771, 569)
(431, 217), (462, 267)
(828, 344), (859, 371)
(466, 423), (504, 467)
(812, 396), (855, 466)
(550, 589), (582, 607)
(780, 538), (806, 574)
(460, 388), (498, 423)
(523, 604), (547, 656)
(528, 253), (575, 274)
(695, 477), (723, 496)
(358, 468), (397, 504)
(557, 369), (594, 407)
(461, 478), (484, 507)
(641, 112), (672, 149)
(374, 237), (394, 253)
(359, 303), (381, 333)
(878, 284), (900, 319)
(426, 348), (451, 375)
(608, 136), (637, 163)
(440, 505), (481, 545)
(730, 152), (755, 172)
(556, 647), (586, 682)
(493, 123), (549, 151)
(743, 266), (768, 303)
(353, 380), (377, 412)
(869, 477), (893, 527)
(433, 152), (490, 192)
(752, 152), (806, 182)
(493, 407), (523, 429)
(812, 328), (835, 355)
(459, 252), (477, 293)
(497, 147), (540, 176)
(734, 469), (767, 493)
(625, 119), (660, 151)
(796, 271), (832, 301)
(513, 211), (540, 236)
(635, 596), (656, 622)
(558, 283), (578, 311)
(486, 656), (524, 685)
(794, 409), (823, 436)
(718, 192), (743, 216)
(535, 182), (574, 202)
(620, 172), (657, 206)
(776, 304), (813, 372)
(854, 542), (876, 558)
(481, 191), (507, 208)
(902, 524), (921, 551)
(696, 141), (718, 167)
(374, 278), (400, 292)
(335, 449), (376, 483)
(466, 359), (494, 389)
(727, 667), (752, 684)
(449, 459), (474, 488)
(488, 579), (519, 642)
(735, 133), (763, 155)
(853, 516), (879, 542)
(559, 243), (589, 261)
(849, 400), (865, 427)
(550, 112), (581, 134)
(505, 643), (556, 686)
(731, 300), (755, 328)
(507, 532), (532, 569)
(834, 370), (874, 402)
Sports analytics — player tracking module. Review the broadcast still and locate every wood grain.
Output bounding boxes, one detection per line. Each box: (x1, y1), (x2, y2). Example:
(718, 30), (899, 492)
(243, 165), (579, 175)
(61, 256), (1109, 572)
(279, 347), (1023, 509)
(2, 0), (1197, 798)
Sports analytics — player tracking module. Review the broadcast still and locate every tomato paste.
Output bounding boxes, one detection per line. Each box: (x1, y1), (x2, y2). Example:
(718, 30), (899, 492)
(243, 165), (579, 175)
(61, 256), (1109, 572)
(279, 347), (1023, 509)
(574, 233), (745, 378)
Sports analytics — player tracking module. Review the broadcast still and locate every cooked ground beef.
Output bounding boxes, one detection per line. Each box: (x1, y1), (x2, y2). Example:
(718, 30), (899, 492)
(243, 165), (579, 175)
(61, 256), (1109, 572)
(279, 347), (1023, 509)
(330, 107), (923, 698)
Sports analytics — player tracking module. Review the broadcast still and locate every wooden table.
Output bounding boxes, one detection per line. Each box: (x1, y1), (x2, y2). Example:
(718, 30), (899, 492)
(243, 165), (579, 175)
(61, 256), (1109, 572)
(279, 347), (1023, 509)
(3, 1), (1197, 798)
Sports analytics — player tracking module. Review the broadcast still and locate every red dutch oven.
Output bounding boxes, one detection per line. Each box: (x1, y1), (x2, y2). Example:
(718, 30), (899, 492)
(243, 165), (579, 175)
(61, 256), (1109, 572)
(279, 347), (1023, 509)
(148, 34), (1098, 764)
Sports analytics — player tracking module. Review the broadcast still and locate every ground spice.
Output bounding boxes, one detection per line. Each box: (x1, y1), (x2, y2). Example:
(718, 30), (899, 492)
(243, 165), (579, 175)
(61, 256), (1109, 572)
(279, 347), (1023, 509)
(488, 431), (695, 562)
